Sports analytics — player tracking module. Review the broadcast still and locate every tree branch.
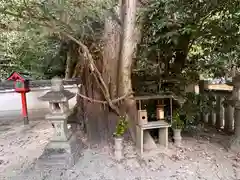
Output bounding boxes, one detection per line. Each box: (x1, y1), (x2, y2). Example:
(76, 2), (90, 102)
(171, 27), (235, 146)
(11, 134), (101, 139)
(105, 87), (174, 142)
(0, 3), (124, 115)
(188, 12), (213, 50)
(61, 31), (121, 115)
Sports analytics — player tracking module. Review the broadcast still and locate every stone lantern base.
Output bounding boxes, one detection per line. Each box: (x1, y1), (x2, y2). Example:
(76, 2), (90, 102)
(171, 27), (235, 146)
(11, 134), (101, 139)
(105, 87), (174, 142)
(36, 134), (82, 169)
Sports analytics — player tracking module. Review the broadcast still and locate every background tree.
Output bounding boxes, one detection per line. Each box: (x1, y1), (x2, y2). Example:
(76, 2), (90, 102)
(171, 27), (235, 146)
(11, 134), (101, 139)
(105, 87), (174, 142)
(1, 0), (240, 145)
(0, 0), (138, 143)
(0, 30), (64, 79)
(136, 0), (240, 92)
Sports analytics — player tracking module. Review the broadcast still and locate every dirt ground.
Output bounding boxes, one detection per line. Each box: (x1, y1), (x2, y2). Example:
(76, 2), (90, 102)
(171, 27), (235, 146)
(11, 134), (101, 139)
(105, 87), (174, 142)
(0, 120), (240, 180)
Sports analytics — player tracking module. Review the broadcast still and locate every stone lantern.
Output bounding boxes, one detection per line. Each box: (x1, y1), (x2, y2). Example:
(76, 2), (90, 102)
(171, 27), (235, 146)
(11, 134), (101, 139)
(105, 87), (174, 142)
(38, 77), (81, 168)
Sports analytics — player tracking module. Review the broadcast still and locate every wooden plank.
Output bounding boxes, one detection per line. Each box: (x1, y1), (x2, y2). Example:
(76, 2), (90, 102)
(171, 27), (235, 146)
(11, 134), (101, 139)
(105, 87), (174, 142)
(139, 121), (169, 130)
(134, 94), (175, 100)
(206, 84), (233, 91)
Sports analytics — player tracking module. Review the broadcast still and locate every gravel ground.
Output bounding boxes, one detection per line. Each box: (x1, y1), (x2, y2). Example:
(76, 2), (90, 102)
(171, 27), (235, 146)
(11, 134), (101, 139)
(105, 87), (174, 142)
(0, 120), (240, 180)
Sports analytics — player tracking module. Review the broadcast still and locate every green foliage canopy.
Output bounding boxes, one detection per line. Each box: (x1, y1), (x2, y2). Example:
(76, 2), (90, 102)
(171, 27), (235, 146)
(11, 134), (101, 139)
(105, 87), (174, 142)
(137, 0), (240, 80)
(0, 0), (111, 79)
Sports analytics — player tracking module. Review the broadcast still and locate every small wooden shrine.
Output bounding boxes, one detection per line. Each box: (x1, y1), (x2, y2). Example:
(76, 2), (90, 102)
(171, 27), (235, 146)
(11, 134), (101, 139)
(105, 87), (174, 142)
(134, 92), (178, 155)
(135, 92), (178, 125)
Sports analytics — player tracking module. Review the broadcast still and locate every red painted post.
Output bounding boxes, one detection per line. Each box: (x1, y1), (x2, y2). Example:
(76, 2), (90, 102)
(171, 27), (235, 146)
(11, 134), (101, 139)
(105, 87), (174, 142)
(21, 92), (29, 125)
(6, 72), (30, 125)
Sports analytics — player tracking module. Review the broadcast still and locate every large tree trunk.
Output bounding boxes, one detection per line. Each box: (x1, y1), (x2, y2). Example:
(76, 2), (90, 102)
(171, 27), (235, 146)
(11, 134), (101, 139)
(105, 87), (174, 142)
(119, 0), (156, 149)
(73, 0), (157, 148)
(74, 0), (138, 144)
(82, 4), (122, 144)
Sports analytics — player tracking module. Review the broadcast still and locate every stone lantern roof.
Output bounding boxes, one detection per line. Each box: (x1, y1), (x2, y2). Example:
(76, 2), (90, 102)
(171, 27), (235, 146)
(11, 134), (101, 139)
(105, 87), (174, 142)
(39, 77), (75, 102)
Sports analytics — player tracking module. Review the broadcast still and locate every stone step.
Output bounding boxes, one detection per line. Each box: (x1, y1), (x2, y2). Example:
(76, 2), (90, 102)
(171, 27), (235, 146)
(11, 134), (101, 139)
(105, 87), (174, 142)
(38, 153), (73, 162)
(36, 157), (74, 169)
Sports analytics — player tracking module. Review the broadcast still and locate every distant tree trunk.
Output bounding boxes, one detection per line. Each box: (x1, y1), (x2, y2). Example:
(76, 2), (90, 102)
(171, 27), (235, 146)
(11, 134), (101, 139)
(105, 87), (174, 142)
(102, 4), (122, 100)
(171, 35), (191, 74)
(65, 41), (78, 79)
(65, 46), (73, 79)
(118, 0), (138, 141)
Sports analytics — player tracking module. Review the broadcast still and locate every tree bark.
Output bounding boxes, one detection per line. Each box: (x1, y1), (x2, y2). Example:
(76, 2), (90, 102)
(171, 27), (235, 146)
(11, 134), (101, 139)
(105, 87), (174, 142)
(73, 0), (139, 144)
(102, 4), (122, 99)
(118, 0), (138, 141)
(74, 1), (122, 144)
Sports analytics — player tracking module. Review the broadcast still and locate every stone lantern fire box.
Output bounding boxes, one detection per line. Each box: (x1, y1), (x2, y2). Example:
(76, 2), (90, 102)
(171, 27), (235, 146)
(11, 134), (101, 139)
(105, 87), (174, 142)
(38, 77), (81, 168)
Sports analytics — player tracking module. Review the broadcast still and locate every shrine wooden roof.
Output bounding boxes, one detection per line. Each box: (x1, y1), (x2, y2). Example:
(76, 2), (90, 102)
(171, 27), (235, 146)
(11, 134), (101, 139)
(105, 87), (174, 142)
(134, 92), (177, 100)
(6, 72), (31, 81)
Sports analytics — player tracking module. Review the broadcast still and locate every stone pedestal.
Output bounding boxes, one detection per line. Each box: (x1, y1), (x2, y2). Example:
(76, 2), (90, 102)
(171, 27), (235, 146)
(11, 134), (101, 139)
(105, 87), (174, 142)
(36, 134), (82, 169)
(173, 129), (182, 147)
(46, 114), (72, 141)
(203, 113), (209, 124)
(228, 75), (240, 151)
(224, 103), (234, 132)
(209, 110), (216, 126)
(229, 106), (240, 151)
(208, 95), (216, 126)
(216, 96), (224, 129)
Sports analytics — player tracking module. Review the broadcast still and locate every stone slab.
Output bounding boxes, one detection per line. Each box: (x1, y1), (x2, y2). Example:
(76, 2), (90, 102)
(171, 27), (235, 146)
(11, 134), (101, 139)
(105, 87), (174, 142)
(35, 134), (82, 169)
